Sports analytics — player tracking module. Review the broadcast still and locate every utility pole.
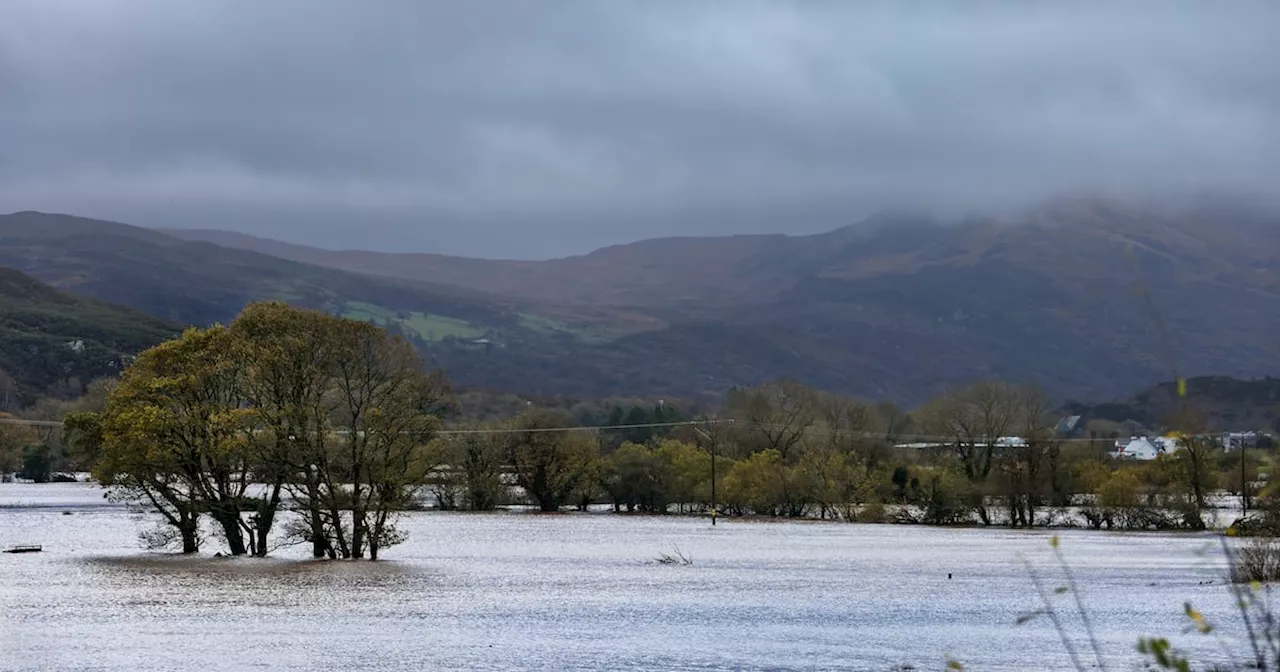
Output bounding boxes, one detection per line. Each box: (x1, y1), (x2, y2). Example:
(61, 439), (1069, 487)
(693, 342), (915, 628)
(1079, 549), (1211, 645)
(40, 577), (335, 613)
(1241, 441), (1250, 514)
(710, 435), (716, 526)
(694, 421), (726, 526)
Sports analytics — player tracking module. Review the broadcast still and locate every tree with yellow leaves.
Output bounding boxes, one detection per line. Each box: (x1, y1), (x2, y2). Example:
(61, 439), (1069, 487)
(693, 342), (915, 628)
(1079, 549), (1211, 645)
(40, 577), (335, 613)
(67, 302), (451, 559)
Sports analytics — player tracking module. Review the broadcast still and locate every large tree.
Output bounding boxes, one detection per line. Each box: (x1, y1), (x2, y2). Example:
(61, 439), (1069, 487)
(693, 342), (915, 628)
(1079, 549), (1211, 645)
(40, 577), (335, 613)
(326, 319), (448, 559)
(506, 409), (598, 512)
(436, 425), (508, 511)
(918, 380), (1022, 525)
(89, 327), (252, 554)
(230, 302), (340, 558)
(70, 302), (450, 559)
(994, 386), (1059, 527)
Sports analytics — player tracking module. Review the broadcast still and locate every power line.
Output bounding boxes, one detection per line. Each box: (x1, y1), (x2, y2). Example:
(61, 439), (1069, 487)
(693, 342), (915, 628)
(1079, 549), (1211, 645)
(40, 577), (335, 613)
(0, 416), (729, 434)
(438, 419), (728, 436)
(731, 420), (1127, 445)
(0, 414), (1152, 445)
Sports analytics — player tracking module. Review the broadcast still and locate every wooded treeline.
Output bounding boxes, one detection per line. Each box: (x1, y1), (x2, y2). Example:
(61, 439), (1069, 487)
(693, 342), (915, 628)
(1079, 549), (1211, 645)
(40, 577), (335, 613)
(436, 378), (1267, 535)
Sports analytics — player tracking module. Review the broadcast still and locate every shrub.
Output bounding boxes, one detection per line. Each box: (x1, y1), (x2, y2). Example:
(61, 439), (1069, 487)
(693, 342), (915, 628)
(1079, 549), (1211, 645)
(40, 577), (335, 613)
(858, 501), (887, 523)
(1235, 537), (1280, 584)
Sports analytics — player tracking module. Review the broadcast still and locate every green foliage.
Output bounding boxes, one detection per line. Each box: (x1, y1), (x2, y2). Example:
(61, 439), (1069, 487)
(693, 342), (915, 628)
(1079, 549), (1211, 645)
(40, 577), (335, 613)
(435, 429), (507, 511)
(598, 439), (713, 514)
(505, 409), (599, 512)
(81, 301), (449, 559)
(721, 449), (812, 517)
(655, 439), (714, 513)
(18, 444), (51, 482)
(0, 413), (38, 478)
(906, 468), (975, 526)
(604, 442), (670, 513)
(1097, 469), (1142, 510)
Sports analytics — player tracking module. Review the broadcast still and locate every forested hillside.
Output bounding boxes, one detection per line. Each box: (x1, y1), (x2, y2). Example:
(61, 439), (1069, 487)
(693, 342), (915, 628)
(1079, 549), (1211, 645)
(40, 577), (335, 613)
(0, 266), (178, 405)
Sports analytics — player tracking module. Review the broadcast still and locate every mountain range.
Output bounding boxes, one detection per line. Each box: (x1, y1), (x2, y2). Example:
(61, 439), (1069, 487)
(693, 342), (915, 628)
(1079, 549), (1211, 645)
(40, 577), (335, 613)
(2, 198), (1277, 405)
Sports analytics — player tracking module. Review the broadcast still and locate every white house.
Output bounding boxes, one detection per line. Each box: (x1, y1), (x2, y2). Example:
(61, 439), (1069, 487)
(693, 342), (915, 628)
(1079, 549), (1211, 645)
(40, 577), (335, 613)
(1111, 436), (1181, 460)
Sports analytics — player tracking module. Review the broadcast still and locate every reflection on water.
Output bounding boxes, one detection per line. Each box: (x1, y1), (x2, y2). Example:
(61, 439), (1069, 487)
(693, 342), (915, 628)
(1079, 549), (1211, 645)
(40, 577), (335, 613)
(0, 483), (1239, 671)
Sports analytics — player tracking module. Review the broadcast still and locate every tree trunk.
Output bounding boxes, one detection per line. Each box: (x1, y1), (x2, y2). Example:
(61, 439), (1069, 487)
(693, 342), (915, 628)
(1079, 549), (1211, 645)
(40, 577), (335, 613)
(246, 481), (283, 558)
(255, 519), (271, 558)
(180, 517), (200, 554)
(351, 509), (366, 559)
(350, 462), (366, 558)
(214, 512), (248, 556)
(304, 480), (328, 559)
(309, 510), (327, 558)
(330, 505), (350, 559)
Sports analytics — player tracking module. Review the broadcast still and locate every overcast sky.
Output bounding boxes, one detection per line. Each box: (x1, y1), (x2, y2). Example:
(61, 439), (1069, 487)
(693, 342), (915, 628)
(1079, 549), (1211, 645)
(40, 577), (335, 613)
(2, 2), (1277, 258)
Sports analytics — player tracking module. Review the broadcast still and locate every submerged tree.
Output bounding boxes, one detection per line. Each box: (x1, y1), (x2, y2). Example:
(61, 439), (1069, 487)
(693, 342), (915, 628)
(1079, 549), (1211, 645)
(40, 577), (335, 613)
(67, 302), (451, 559)
(506, 409), (598, 512)
(231, 303), (341, 558)
(325, 319), (448, 559)
(82, 327), (250, 554)
(431, 425), (508, 511)
(456, 428), (508, 511)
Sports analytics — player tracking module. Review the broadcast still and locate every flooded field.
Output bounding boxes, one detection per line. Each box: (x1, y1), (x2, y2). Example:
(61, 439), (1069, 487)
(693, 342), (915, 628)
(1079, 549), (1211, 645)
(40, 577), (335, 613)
(0, 484), (1244, 671)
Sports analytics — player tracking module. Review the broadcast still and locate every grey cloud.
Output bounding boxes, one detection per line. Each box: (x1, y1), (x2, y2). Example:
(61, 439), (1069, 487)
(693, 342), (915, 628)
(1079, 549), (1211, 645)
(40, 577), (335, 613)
(1, 1), (1277, 258)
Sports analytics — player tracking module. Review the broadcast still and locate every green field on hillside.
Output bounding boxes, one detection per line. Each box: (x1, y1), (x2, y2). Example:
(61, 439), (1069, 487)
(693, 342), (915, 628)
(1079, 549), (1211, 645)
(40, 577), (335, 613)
(341, 301), (483, 341)
(517, 313), (615, 344)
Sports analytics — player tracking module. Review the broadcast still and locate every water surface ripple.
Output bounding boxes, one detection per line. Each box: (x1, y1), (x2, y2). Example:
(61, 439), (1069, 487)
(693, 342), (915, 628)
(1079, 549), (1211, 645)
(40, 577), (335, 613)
(0, 484), (1238, 671)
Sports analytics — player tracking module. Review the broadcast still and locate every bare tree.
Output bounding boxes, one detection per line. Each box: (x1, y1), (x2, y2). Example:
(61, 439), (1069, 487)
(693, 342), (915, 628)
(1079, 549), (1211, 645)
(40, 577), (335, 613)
(919, 380), (1020, 525)
(997, 386), (1058, 527)
(724, 380), (819, 461)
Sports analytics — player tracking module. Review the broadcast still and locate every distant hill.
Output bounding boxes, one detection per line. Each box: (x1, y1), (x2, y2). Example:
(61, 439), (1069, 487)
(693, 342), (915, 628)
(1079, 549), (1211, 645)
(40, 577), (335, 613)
(5, 199), (1278, 406)
(0, 266), (179, 404)
(0, 211), (513, 327)
(163, 198), (1280, 403)
(1064, 376), (1280, 433)
(165, 199), (1280, 312)
(0, 211), (675, 400)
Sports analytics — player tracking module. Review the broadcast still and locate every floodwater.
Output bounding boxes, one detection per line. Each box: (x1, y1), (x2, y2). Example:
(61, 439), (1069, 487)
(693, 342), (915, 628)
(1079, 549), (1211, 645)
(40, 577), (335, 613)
(0, 483), (1247, 671)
